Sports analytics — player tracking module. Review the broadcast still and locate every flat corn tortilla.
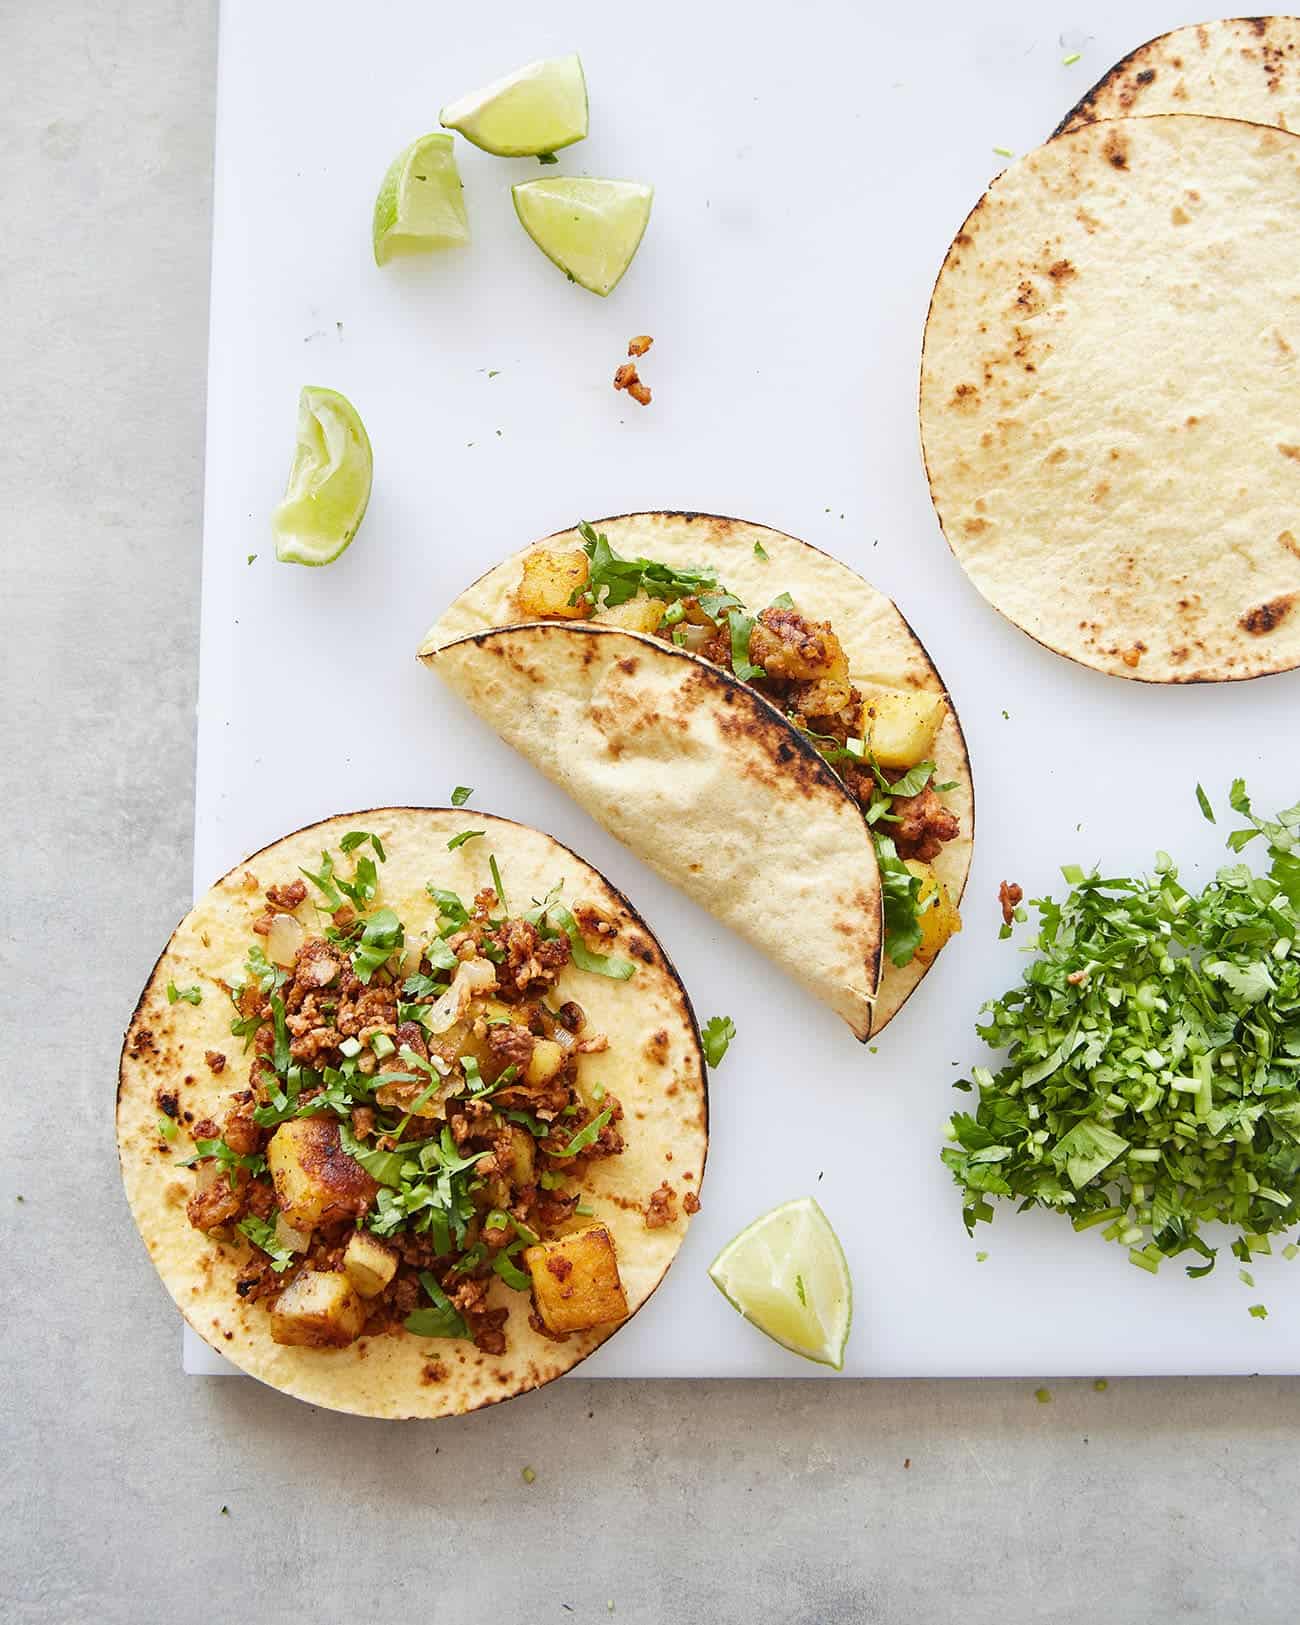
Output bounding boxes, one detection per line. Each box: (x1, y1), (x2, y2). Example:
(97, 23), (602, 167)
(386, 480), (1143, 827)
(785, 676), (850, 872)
(420, 512), (973, 1037)
(117, 808), (707, 1419)
(1057, 17), (1300, 136)
(920, 114), (1300, 682)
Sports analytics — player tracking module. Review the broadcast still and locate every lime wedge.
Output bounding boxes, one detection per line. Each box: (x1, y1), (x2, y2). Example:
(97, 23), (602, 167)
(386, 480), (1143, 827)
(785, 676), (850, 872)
(272, 388), (372, 568)
(440, 53), (587, 157)
(372, 132), (469, 265)
(512, 178), (652, 297)
(708, 1197), (852, 1370)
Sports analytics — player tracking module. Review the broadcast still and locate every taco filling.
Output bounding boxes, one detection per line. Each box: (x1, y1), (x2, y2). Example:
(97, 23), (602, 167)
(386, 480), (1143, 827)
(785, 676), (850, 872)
(512, 522), (962, 968)
(179, 835), (641, 1356)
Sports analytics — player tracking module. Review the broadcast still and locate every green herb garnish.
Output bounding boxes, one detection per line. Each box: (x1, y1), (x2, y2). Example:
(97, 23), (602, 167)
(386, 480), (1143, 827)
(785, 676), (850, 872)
(404, 1271), (471, 1340)
(943, 784), (1300, 1280)
(701, 1015), (736, 1068)
(351, 908), (404, 983)
(753, 539), (769, 561)
(451, 786), (473, 807)
(167, 982), (202, 1006)
(539, 901), (635, 980)
(340, 830), (386, 861)
(573, 520), (722, 610)
(236, 1212), (295, 1272)
(550, 1107), (613, 1159)
(446, 829), (485, 851)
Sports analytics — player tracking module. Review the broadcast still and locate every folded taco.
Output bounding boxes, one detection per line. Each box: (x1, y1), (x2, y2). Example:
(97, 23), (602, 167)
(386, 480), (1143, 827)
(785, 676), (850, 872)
(117, 809), (707, 1419)
(419, 513), (973, 1038)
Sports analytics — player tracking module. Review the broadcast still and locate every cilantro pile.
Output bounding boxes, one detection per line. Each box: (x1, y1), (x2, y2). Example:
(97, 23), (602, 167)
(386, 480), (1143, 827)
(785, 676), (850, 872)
(943, 783), (1300, 1278)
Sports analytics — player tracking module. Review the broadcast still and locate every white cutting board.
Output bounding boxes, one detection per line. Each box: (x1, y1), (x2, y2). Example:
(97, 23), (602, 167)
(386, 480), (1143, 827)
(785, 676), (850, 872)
(189, 0), (1299, 1378)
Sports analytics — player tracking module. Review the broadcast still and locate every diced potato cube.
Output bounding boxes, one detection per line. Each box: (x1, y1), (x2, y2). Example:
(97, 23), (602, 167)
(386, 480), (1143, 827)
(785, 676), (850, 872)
(525, 1038), (564, 1087)
(524, 1223), (629, 1335)
(505, 1125), (535, 1188)
(905, 860), (962, 965)
(270, 1270), (366, 1348)
(342, 1231), (398, 1298)
(267, 1117), (377, 1230)
(862, 688), (947, 769)
(594, 595), (665, 635)
(516, 549), (591, 619)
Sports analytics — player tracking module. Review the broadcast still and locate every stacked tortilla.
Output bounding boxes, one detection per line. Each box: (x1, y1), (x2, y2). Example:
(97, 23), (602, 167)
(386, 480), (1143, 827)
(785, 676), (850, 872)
(920, 18), (1300, 682)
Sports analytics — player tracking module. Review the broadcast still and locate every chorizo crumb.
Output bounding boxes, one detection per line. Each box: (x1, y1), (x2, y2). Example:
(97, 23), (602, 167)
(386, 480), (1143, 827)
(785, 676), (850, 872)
(998, 881), (1023, 927)
(628, 334), (653, 356)
(204, 1050), (227, 1074)
(266, 879), (307, 910)
(683, 1191), (701, 1215)
(613, 362), (638, 391)
(645, 1181), (677, 1229)
(627, 381), (652, 407)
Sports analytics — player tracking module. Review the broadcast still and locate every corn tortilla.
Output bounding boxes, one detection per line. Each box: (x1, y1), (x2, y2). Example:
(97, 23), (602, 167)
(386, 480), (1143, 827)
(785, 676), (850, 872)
(117, 808), (707, 1419)
(419, 512), (973, 1037)
(920, 114), (1300, 682)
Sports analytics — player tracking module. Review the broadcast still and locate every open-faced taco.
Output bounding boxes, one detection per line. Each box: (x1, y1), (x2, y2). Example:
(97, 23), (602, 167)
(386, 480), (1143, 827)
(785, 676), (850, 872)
(419, 513), (973, 1039)
(117, 809), (707, 1419)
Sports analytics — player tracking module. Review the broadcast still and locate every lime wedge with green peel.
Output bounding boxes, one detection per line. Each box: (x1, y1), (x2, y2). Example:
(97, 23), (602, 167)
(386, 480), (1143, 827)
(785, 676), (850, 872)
(708, 1197), (852, 1369)
(372, 132), (469, 265)
(441, 53), (587, 157)
(272, 388), (372, 567)
(512, 178), (653, 297)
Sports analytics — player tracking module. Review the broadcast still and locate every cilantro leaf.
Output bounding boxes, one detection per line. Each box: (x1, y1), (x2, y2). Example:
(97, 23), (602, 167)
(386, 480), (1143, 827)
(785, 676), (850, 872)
(753, 539), (769, 561)
(300, 850), (346, 912)
(339, 831), (386, 862)
(701, 1015), (736, 1068)
(875, 835), (925, 968)
(446, 829), (485, 851)
(727, 610), (766, 683)
(166, 981), (202, 1006)
(236, 1213), (295, 1272)
(574, 520), (723, 611)
(537, 901), (635, 979)
(550, 1107), (613, 1158)
(450, 786), (473, 807)
(1196, 783), (1216, 824)
(351, 908), (404, 984)
(404, 1271), (471, 1340)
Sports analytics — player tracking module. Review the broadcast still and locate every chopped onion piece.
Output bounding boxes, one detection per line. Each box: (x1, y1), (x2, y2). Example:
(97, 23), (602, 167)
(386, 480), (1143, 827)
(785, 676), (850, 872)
(265, 911), (304, 968)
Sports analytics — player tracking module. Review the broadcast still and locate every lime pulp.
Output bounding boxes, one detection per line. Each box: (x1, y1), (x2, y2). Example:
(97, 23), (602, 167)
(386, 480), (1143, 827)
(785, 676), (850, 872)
(708, 1197), (852, 1369)
(372, 131), (469, 265)
(271, 387), (373, 567)
(440, 53), (587, 157)
(512, 177), (652, 297)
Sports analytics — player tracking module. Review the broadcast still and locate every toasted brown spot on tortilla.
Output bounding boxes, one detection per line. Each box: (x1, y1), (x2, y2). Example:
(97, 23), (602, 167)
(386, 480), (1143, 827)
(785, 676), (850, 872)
(1241, 596), (1293, 634)
(1136, 68), (1156, 85)
(1047, 258), (1076, 281)
(950, 383), (980, 411)
(1171, 205), (1191, 225)
(617, 656), (639, 675)
(644, 1029), (670, 1065)
(1279, 530), (1300, 559)
(1102, 130), (1129, 169)
(963, 517), (989, 536)
(1278, 444), (1300, 461)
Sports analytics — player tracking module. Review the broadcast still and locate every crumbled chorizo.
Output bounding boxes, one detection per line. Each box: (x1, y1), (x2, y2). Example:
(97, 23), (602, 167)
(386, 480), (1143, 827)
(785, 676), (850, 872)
(645, 1182), (677, 1228)
(266, 879), (307, 911)
(627, 334), (653, 357)
(204, 1050), (227, 1074)
(998, 881), (1023, 927)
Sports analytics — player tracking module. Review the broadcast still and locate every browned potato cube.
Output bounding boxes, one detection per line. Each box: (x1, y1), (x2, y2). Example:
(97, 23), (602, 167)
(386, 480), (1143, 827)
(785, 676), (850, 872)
(593, 596), (664, 635)
(905, 860), (962, 965)
(267, 1117), (378, 1231)
(342, 1231), (398, 1298)
(270, 1270), (366, 1348)
(524, 1223), (629, 1335)
(525, 1038), (564, 1087)
(516, 549), (591, 619)
(862, 688), (947, 769)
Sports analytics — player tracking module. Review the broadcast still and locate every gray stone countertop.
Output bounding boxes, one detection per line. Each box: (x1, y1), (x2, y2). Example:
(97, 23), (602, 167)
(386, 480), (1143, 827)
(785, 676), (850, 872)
(2, 5), (1295, 1621)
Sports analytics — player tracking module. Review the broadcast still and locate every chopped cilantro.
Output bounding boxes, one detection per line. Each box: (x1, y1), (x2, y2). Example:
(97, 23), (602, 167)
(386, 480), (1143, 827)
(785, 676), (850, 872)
(1249, 1303), (1269, 1320)
(727, 611), (766, 682)
(1093, 1379), (1108, 1392)
(446, 829), (484, 851)
(1034, 1387), (1052, 1404)
(538, 900), (635, 979)
(550, 1107), (613, 1158)
(405, 1271), (471, 1340)
(1196, 783), (1216, 824)
(351, 908), (404, 983)
(1062, 50), (1082, 65)
(166, 981), (202, 1006)
(753, 539), (769, 561)
(537, 151), (558, 164)
(450, 786), (473, 807)
(237, 1213), (294, 1272)
(340, 830), (386, 861)
(573, 520), (722, 611)
(489, 854), (508, 913)
(491, 1249), (532, 1291)
(943, 785), (1300, 1282)
(157, 1116), (178, 1142)
(177, 1138), (266, 1188)
(876, 835), (926, 968)
(299, 850), (347, 912)
(521, 1466), (536, 1484)
(701, 1015), (736, 1068)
